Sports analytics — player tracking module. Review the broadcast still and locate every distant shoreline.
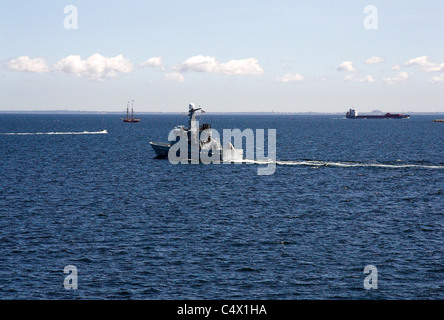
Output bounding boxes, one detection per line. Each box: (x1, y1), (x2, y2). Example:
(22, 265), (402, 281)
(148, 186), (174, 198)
(1, 110), (444, 115)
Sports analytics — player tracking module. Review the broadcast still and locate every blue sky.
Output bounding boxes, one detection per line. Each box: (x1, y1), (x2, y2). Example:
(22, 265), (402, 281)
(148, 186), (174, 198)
(1, 0), (443, 112)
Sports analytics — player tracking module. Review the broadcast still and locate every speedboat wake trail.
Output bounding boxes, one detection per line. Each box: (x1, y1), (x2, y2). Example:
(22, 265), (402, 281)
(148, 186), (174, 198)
(0, 130), (108, 135)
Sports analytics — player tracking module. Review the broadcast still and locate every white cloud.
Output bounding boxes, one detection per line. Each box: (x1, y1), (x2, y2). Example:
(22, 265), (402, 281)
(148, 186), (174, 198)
(276, 73), (305, 82)
(337, 61), (356, 72)
(173, 55), (264, 75)
(365, 56), (384, 64)
(164, 72), (185, 82)
(344, 74), (376, 83)
(391, 64), (401, 71)
(54, 54), (133, 81)
(7, 56), (50, 73)
(219, 58), (264, 75)
(141, 56), (164, 69)
(404, 56), (444, 72)
(356, 75), (376, 83)
(174, 55), (217, 73)
(428, 73), (444, 84)
(382, 72), (409, 85)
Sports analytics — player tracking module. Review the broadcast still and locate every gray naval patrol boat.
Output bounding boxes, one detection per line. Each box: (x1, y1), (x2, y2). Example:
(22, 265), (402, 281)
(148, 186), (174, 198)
(150, 104), (243, 162)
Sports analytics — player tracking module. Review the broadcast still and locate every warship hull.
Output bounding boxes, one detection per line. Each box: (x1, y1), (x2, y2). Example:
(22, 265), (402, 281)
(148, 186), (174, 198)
(150, 142), (243, 162)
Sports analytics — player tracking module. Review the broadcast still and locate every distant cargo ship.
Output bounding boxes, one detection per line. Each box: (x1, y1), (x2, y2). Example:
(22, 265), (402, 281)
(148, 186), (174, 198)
(346, 108), (409, 119)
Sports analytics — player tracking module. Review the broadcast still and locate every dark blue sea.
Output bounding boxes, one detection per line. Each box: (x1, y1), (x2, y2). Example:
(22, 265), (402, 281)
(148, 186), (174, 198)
(0, 113), (443, 300)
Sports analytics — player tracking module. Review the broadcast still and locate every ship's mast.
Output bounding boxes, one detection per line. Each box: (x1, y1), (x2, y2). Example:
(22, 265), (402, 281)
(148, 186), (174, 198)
(187, 103), (204, 146)
(126, 101), (129, 119)
(188, 103), (202, 129)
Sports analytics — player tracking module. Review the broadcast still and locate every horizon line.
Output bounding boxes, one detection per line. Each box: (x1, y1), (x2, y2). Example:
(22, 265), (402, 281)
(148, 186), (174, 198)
(1, 110), (444, 115)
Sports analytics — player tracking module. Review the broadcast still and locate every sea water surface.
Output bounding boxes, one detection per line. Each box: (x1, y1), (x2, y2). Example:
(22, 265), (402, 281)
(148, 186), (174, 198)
(0, 113), (443, 299)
